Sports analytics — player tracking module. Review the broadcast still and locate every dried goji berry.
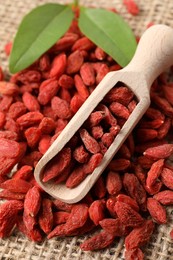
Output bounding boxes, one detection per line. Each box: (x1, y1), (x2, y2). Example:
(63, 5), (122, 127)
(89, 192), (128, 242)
(15, 70), (41, 84)
(0, 66), (4, 81)
(147, 198), (167, 224)
(98, 104), (117, 126)
(114, 201), (144, 227)
(74, 74), (90, 100)
(53, 211), (70, 225)
(59, 86), (71, 102)
(128, 99), (137, 113)
(65, 165), (85, 188)
(161, 167), (173, 190)
(153, 190), (173, 205)
(92, 176), (107, 199)
(125, 220), (155, 250)
(0, 111), (5, 128)
(39, 54), (50, 71)
(134, 164), (146, 186)
(79, 128), (100, 154)
(54, 161), (73, 184)
(81, 192), (94, 205)
(144, 144), (173, 159)
(101, 132), (114, 147)
(38, 135), (51, 154)
(0, 130), (18, 141)
(118, 144), (131, 159)
(0, 95), (13, 112)
(38, 79), (60, 105)
(157, 117), (171, 139)
(71, 218), (95, 236)
(72, 37), (95, 52)
(80, 62), (95, 86)
(116, 194), (139, 212)
(123, 173), (147, 211)
(24, 127), (41, 148)
(89, 199), (106, 225)
(48, 203), (88, 238)
(110, 101), (130, 119)
(51, 96), (72, 119)
(70, 93), (84, 113)
(135, 139), (167, 154)
(109, 125), (121, 137)
(125, 248), (144, 260)
(145, 107), (165, 121)
(99, 218), (128, 237)
(106, 171), (122, 195)
(170, 229), (173, 240)
(162, 83), (173, 106)
(0, 179), (32, 193)
(91, 125), (104, 140)
(80, 230), (115, 251)
(123, 0), (140, 15)
(0, 81), (19, 96)
(55, 118), (68, 133)
(73, 145), (89, 163)
(87, 111), (105, 127)
(51, 33), (79, 52)
(108, 158), (131, 171)
(22, 92), (40, 111)
(39, 117), (56, 134)
(145, 159), (164, 195)
(106, 197), (117, 218)
(95, 63), (109, 84)
(136, 128), (158, 142)
(0, 190), (25, 200)
(0, 175), (8, 184)
(0, 200), (23, 238)
(42, 147), (71, 182)
(19, 151), (42, 168)
(49, 53), (67, 78)
(12, 165), (33, 180)
(16, 111), (44, 128)
(139, 118), (164, 129)
(58, 74), (74, 89)
(83, 153), (103, 174)
(23, 210), (37, 232)
(65, 203), (88, 229)
(137, 155), (155, 169)
(39, 199), (53, 234)
(53, 199), (73, 212)
(105, 86), (134, 106)
(17, 217), (43, 242)
(24, 186), (41, 218)
(66, 50), (84, 74)
(95, 47), (107, 60)
(4, 118), (20, 136)
(8, 101), (27, 119)
(151, 93), (173, 117)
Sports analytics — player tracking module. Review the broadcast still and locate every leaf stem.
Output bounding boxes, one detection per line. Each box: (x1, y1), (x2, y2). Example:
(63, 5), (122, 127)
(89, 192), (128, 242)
(73, 0), (79, 7)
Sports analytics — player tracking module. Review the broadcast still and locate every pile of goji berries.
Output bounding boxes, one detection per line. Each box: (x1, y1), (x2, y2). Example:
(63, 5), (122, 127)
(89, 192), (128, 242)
(42, 83), (137, 187)
(0, 12), (173, 260)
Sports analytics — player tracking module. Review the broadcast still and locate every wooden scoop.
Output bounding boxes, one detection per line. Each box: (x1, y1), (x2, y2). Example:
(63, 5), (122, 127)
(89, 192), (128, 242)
(34, 24), (173, 203)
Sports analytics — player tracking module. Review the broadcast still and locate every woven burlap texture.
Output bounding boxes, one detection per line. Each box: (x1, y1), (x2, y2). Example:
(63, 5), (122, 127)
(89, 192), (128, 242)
(0, 0), (173, 259)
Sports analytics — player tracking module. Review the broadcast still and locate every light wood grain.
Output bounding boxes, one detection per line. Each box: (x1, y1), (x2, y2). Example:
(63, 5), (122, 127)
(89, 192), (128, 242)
(34, 24), (173, 203)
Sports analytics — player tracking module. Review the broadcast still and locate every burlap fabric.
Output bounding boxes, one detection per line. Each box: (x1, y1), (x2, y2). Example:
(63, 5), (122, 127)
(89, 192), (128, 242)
(0, 0), (173, 259)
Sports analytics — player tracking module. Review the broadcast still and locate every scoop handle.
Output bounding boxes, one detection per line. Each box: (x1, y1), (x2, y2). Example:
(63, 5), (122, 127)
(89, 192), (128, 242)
(125, 24), (173, 88)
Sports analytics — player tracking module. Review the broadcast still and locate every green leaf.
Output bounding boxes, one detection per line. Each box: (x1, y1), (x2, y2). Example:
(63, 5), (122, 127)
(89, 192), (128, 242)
(78, 7), (137, 67)
(9, 3), (74, 73)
